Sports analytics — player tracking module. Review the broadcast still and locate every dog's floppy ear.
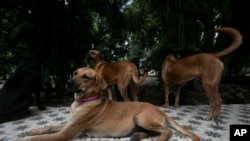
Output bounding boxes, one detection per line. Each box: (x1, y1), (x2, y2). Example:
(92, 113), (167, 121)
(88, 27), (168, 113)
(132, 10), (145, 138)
(95, 74), (107, 93)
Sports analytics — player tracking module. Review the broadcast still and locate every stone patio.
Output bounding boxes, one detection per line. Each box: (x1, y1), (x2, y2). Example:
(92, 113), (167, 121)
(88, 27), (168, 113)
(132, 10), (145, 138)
(0, 104), (249, 141)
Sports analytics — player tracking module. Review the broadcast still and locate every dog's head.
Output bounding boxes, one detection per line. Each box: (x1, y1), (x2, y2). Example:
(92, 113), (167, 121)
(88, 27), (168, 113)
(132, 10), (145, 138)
(88, 50), (103, 60)
(67, 67), (107, 98)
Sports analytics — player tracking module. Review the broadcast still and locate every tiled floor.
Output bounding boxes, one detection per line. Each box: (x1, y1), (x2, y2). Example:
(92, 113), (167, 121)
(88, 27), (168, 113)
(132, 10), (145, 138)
(0, 104), (249, 141)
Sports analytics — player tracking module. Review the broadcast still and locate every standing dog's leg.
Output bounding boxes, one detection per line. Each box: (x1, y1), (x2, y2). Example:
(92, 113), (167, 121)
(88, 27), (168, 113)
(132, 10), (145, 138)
(214, 84), (222, 116)
(209, 87), (222, 118)
(117, 75), (132, 101)
(202, 64), (223, 120)
(162, 64), (170, 108)
(215, 65), (223, 117)
(174, 84), (182, 107)
(214, 73), (223, 117)
(107, 86), (113, 100)
(202, 81), (217, 120)
(129, 82), (139, 101)
(162, 81), (170, 108)
(117, 82), (130, 101)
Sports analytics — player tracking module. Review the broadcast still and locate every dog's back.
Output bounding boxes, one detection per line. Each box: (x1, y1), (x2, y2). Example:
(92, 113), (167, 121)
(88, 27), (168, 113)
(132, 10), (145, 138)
(96, 60), (133, 84)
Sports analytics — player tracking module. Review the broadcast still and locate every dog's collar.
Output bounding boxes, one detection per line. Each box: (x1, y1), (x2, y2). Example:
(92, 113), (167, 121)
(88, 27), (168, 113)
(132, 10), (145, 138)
(74, 95), (100, 103)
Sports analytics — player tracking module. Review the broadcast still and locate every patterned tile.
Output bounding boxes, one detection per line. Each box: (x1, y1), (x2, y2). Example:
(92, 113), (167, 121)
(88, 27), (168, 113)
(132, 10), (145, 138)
(0, 104), (249, 141)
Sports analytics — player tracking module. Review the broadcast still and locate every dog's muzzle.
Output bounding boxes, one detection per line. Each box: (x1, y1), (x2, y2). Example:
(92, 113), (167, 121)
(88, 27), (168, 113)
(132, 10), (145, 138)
(66, 79), (80, 92)
(66, 79), (74, 88)
(87, 54), (93, 60)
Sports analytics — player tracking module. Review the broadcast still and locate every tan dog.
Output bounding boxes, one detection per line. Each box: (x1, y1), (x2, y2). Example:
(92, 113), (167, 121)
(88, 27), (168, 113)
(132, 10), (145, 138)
(88, 50), (148, 101)
(161, 27), (242, 120)
(16, 67), (200, 141)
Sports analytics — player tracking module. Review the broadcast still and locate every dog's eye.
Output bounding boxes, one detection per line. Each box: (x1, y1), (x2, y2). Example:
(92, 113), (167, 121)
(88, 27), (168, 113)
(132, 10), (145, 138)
(82, 74), (89, 79)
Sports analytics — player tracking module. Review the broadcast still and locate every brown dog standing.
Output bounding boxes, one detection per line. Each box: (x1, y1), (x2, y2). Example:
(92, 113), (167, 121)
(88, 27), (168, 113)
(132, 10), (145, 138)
(16, 67), (200, 141)
(88, 50), (148, 101)
(161, 27), (242, 120)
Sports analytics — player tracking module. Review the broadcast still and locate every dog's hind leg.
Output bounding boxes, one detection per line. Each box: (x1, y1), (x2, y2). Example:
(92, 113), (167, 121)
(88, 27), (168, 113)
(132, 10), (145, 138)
(214, 85), (222, 116)
(174, 84), (182, 107)
(118, 72), (133, 101)
(162, 63), (170, 108)
(215, 95), (222, 116)
(130, 132), (151, 141)
(214, 71), (223, 117)
(134, 124), (173, 141)
(134, 111), (173, 141)
(153, 128), (173, 141)
(117, 82), (130, 101)
(162, 81), (170, 108)
(205, 67), (223, 119)
(129, 81), (144, 101)
(202, 82), (218, 120)
(107, 86), (113, 100)
(130, 85), (139, 101)
(210, 87), (222, 118)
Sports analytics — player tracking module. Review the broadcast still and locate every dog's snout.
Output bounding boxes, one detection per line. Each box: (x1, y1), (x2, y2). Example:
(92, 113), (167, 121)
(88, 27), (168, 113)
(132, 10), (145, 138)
(67, 79), (75, 88)
(87, 53), (93, 60)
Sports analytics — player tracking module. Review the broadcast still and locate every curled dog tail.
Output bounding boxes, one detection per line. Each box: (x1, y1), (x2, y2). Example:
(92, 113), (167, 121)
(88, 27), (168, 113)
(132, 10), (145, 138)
(131, 64), (149, 84)
(165, 115), (200, 141)
(213, 27), (242, 58)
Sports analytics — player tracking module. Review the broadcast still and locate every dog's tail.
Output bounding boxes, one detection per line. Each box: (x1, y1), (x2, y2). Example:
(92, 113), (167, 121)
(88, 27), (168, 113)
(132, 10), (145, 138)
(213, 27), (242, 58)
(131, 65), (149, 84)
(165, 115), (200, 141)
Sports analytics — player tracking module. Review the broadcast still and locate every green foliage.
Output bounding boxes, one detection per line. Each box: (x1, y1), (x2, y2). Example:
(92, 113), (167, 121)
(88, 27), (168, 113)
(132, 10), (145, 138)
(0, 0), (249, 87)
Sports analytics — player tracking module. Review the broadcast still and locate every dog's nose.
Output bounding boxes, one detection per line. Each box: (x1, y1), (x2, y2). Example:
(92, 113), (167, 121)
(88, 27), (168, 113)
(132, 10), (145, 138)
(66, 79), (75, 88)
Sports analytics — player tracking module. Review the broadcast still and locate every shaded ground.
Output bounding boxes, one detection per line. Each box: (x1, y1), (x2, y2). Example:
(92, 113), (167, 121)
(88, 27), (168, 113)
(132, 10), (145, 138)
(133, 76), (250, 107)
(1, 75), (250, 107)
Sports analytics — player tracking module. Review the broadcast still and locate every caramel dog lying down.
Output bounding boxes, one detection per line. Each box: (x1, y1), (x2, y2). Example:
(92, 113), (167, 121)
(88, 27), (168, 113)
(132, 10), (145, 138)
(16, 67), (200, 141)
(89, 49), (148, 101)
(161, 27), (242, 120)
